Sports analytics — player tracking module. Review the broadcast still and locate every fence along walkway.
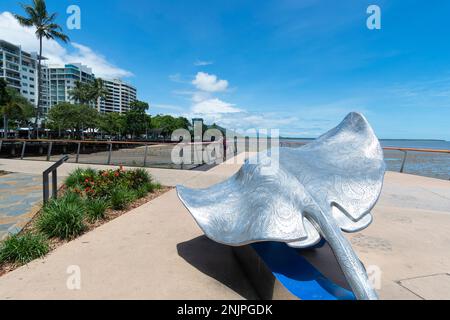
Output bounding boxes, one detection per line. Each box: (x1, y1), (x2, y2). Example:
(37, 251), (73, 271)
(0, 139), (224, 170)
(1, 139), (449, 178)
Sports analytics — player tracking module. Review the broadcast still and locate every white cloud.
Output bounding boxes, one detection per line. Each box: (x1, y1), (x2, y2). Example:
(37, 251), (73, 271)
(0, 11), (133, 79)
(192, 72), (228, 92)
(171, 70), (359, 136)
(172, 70), (302, 134)
(192, 98), (242, 114)
(192, 91), (211, 103)
(181, 109), (300, 134)
(194, 60), (213, 66)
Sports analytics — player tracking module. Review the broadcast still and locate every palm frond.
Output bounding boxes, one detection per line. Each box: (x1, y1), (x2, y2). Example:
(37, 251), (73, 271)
(46, 23), (63, 32)
(34, 0), (47, 19)
(42, 12), (57, 25)
(22, 4), (39, 23)
(49, 30), (70, 43)
(13, 14), (34, 27)
(15, 1), (70, 43)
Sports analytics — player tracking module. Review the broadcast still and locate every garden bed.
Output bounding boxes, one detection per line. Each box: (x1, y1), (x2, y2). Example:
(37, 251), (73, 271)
(0, 167), (171, 277)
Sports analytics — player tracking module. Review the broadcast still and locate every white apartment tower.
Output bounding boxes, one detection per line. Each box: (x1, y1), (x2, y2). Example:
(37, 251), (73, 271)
(98, 78), (137, 113)
(1, 39), (138, 116)
(0, 40), (49, 109)
(46, 63), (95, 109)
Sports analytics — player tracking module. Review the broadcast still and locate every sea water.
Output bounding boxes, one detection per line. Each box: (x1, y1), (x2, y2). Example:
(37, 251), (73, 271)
(279, 139), (450, 180)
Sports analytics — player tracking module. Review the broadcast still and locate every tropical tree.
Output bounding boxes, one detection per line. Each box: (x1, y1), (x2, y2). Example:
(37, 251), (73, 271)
(76, 104), (100, 137)
(47, 102), (100, 138)
(98, 112), (126, 138)
(70, 78), (109, 105)
(0, 87), (35, 138)
(69, 81), (91, 105)
(151, 115), (191, 139)
(0, 80), (8, 126)
(90, 78), (109, 103)
(46, 102), (69, 137)
(14, 0), (69, 137)
(124, 100), (151, 139)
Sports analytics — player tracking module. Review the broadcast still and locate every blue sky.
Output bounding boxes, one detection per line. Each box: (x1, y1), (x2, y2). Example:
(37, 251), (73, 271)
(1, 0), (449, 140)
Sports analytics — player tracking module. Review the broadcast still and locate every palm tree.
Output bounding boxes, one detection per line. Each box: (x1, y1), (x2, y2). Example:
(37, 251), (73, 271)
(68, 79), (109, 139)
(90, 78), (109, 104)
(1, 88), (35, 138)
(0, 79), (9, 138)
(69, 81), (91, 105)
(14, 0), (69, 138)
(70, 79), (109, 105)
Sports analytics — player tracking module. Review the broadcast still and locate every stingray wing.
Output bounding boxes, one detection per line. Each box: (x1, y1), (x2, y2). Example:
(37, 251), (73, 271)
(177, 160), (314, 246)
(177, 112), (385, 248)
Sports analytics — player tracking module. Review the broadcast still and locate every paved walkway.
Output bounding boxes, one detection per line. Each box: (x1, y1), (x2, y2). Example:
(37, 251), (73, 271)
(0, 172), (42, 240)
(0, 158), (449, 299)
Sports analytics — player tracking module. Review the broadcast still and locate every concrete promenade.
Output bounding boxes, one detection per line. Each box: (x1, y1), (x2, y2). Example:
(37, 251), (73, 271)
(0, 173), (42, 240)
(0, 158), (449, 300)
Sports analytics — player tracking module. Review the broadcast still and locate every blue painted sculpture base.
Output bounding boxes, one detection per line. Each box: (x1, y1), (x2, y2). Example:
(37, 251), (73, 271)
(251, 242), (356, 300)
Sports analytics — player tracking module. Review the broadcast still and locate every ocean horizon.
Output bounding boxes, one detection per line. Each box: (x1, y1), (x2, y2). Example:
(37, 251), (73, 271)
(279, 138), (450, 151)
(278, 138), (449, 180)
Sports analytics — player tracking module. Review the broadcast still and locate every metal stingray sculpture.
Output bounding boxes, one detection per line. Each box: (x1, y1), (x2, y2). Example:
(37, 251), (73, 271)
(177, 112), (386, 300)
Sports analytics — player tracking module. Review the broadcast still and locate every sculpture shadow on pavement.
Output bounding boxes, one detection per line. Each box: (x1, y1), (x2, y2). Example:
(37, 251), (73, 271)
(177, 236), (260, 300)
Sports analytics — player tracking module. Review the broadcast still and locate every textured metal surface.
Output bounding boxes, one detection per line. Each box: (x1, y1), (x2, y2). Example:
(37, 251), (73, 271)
(177, 112), (386, 300)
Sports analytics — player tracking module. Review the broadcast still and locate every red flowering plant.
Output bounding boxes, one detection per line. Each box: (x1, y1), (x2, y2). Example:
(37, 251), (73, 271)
(64, 167), (156, 201)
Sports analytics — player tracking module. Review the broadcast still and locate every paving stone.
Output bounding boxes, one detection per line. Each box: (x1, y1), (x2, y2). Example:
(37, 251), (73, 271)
(0, 173), (42, 240)
(400, 274), (450, 300)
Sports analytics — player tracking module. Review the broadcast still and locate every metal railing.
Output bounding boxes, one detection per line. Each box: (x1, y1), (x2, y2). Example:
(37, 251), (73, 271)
(43, 155), (69, 204)
(383, 147), (450, 173)
(0, 139), (223, 169)
(0, 139), (173, 167)
(1, 139), (449, 176)
(279, 142), (449, 176)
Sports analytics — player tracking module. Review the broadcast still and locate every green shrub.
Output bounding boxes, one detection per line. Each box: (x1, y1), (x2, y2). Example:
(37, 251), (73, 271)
(0, 233), (49, 265)
(110, 186), (136, 210)
(135, 185), (149, 199)
(67, 183), (87, 197)
(154, 182), (162, 190)
(128, 169), (152, 190)
(85, 197), (109, 222)
(37, 194), (86, 240)
(65, 168), (97, 189)
(64, 168), (84, 188)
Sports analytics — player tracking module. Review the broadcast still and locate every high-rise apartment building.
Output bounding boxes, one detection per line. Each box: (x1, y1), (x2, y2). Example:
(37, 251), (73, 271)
(1, 39), (138, 116)
(46, 63), (95, 109)
(98, 78), (137, 113)
(0, 40), (44, 107)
